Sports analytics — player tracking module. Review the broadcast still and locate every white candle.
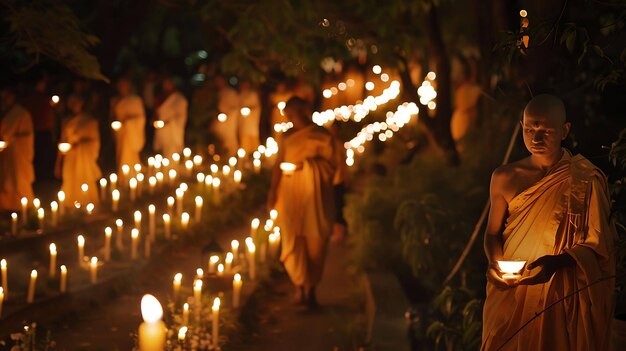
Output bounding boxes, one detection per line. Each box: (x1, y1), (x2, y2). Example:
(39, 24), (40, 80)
(182, 303), (190, 326)
(194, 196), (203, 222)
(129, 178), (138, 202)
(173, 273), (182, 301)
(196, 172), (205, 190)
(270, 209), (278, 221)
(134, 210), (142, 234)
(234, 170), (242, 184)
(148, 205), (156, 242)
(0, 287), (4, 318)
(60, 265), (67, 293)
(139, 294), (166, 351)
(231, 240), (240, 263)
(167, 196), (175, 218)
(99, 178), (107, 201)
(212, 297), (220, 347)
(233, 273), (242, 308)
(50, 201), (58, 227)
(149, 176), (157, 194)
(163, 214), (171, 239)
(181, 212), (189, 230)
(20, 197), (28, 224)
(1, 259), (7, 300)
(11, 212), (17, 235)
(57, 191), (65, 216)
(116, 219), (124, 249)
(121, 164), (130, 184)
(86, 203), (95, 215)
(193, 155), (202, 166)
(269, 228), (281, 258)
(217, 264), (224, 276)
(212, 178), (221, 205)
(247, 241), (256, 280)
(237, 148), (246, 159)
(253, 159), (261, 173)
(222, 165), (231, 177)
(280, 162), (297, 175)
(77, 235), (85, 266)
(264, 219), (274, 232)
(225, 252), (234, 273)
(131, 229), (139, 260)
(193, 280), (202, 311)
(109, 173), (118, 191)
(175, 188), (184, 218)
(185, 160), (193, 178)
(33, 198), (40, 210)
(136, 173), (144, 197)
(250, 218), (260, 239)
(49, 243), (57, 278)
(90, 257), (98, 284)
(104, 227), (112, 261)
(81, 183), (89, 205)
(27, 269), (37, 303)
(168, 169), (177, 186)
(112, 189), (120, 212)
(208, 255), (219, 274)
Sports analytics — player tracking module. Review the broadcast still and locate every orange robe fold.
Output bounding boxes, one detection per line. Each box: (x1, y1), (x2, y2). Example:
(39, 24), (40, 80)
(275, 125), (338, 288)
(482, 150), (616, 351)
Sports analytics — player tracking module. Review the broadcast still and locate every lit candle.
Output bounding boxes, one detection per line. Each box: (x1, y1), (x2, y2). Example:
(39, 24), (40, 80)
(148, 205), (156, 242)
(210, 164), (218, 174)
(168, 169), (177, 186)
(217, 264), (224, 276)
(122, 164), (130, 184)
(270, 209), (278, 221)
(253, 158), (261, 173)
(112, 189), (120, 212)
(181, 212), (190, 230)
(212, 178), (221, 205)
(90, 257), (98, 284)
(194, 196), (203, 222)
(153, 120), (165, 129)
(175, 188), (184, 218)
(99, 178), (107, 201)
(60, 265), (67, 293)
(111, 120), (122, 131)
(193, 279), (202, 311)
(163, 214), (171, 240)
(86, 203), (95, 215)
(250, 218), (260, 239)
(109, 173), (118, 191)
(58, 142), (71, 154)
(1, 259), (7, 300)
(233, 273), (242, 308)
(33, 198), (40, 210)
(131, 229), (139, 260)
(234, 170), (242, 184)
(225, 252), (234, 273)
(196, 172), (205, 190)
(247, 241), (256, 280)
(129, 178), (138, 202)
(269, 228), (281, 258)
(149, 176), (157, 194)
(222, 165), (231, 177)
(104, 227), (112, 261)
(173, 273), (182, 301)
(77, 235), (85, 266)
(0, 287), (4, 318)
(264, 219), (274, 232)
(497, 260), (527, 283)
(116, 219), (124, 249)
(196, 268), (204, 280)
(58, 191), (65, 216)
(138, 294), (166, 351)
(231, 240), (240, 263)
(208, 255), (219, 274)
(182, 303), (190, 326)
(27, 270), (37, 303)
(49, 243), (57, 278)
(20, 197), (27, 224)
(81, 183), (89, 204)
(212, 297), (220, 347)
(280, 162), (297, 176)
(136, 173), (144, 197)
(185, 160), (193, 178)
(50, 201), (58, 227)
(178, 326), (188, 343)
(10, 212), (17, 235)
(134, 210), (142, 234)
(167, 196), (175, 218)
(183, 148), (191, 159)
(193, 155), (202, 166)
(237, 148), (246, 159)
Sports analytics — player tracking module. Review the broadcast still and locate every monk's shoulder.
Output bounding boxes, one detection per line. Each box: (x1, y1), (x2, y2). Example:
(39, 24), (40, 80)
(492, 158), (528, 180)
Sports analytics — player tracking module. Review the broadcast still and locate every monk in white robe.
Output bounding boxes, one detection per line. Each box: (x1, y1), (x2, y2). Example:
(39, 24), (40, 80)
(153, 78), (188, 157)
(0, 88), (34, 211)
(112, 78), (145, 174)
(482, 95), (615, 350)
(237, 81), (261, 153)
(56, 95), (102, 206)
(213, 76), (240, 155)
(268, 97), (339, 307)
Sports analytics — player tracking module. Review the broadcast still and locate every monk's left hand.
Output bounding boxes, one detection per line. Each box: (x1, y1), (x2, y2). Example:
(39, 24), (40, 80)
(518, 253), (574, 285)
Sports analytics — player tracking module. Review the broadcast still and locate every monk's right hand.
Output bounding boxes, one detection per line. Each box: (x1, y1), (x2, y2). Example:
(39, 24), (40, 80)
(486, 264), (516, 290)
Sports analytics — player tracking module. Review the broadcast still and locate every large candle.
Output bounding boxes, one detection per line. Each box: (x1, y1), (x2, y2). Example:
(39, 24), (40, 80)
(57, 191), (65, 216)
(194, 196), (203, 222)
(27, 269), (37, 303)
(233, 273), (242, 308)
(173, 273), (182, 301)
(60, 265), (67, 293)
(50, 201), (58, 227)
(1, 259), (7, 300)
(148, 205), (156, 242)
(134, 210), (142, 234)
(212, 297), (220, 347)
(104, 227), (112, 261)
(138, 294), (166, 351)
(112, 189), (120, 212)
(131, 229), (139, 260)
(163, 214), (171, 239)
(116, 219), (124, 249)
(77, 235), (85, 267)
(10, 212), (17, 235)
(182, 303), (190, 325)
(90, 257), (98, 284)
(49, 243), (57, 278)
(99, 178), (107, 201)
(20, 197), (27, 224)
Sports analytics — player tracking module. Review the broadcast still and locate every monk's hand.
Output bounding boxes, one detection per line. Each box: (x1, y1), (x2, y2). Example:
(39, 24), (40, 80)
(518, 254), (574, 286)
(486, 263), (515, 290)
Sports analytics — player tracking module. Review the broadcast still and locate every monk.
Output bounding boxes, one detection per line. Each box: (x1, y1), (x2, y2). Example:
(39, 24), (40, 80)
(482, 94), (615, 350)
(111, 78), (146, 174)
(268, 96), (339, 307)
(0, 87), (34, 211)
(56, 94), (102, 206)
(153, 77), (188, 157)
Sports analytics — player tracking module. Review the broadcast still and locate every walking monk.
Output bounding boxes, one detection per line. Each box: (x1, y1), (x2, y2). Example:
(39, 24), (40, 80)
(55, 94), (102, 206)
(111, 77), (145, 174)
(0, 86), (34, 211)
(482, 94), (615, 350)
(267, 97), (339, 308)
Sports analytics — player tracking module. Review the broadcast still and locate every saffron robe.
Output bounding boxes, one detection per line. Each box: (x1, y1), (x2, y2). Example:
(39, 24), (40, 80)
(60, 114), (102, 206)
(275, 125), (338, 287)
(482, 150), (616, 351)
(153, 92), (188, 157)
(213, 86), (240, 155)
(113, 94), (145, 173)
(0, 104), (34, 211)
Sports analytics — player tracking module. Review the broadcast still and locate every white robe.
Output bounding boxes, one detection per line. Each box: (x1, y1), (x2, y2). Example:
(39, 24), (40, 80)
(113, 94), (145, 173)
(237, 89), (261, 153)
(0, 104), (34, 211)
(213, 86), (240, 155)
(153, 92), (188, 157)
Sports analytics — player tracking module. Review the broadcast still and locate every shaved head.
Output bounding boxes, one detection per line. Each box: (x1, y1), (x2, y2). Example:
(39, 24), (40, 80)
(523, 94), (566, 124)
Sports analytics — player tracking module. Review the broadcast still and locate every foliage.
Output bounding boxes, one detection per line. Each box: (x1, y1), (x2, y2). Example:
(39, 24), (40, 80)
(0, 0), (107, 81)
(609, 128), (626, 317)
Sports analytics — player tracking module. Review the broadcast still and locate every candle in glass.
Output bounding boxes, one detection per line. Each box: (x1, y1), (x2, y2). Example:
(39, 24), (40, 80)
(131, 229), (139, 260)
(212, 297), (220, 347)
(49, 243), (57, 278)
(50, 201), (58, 227)
(60, 265), (67, 293)
(233, 273), (242, 308)
(27, 270), (37, 303)
(497, 260), (527, 283)
(138, 294), (166, 351)
(112, 189), (120, 212)
(77, 235), (85, 266)
(90, 257), (98, 284)
(163, 214), (171, 239)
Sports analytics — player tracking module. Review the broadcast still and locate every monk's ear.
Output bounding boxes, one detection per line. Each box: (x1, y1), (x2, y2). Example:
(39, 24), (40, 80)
(562, 122), (571, 140)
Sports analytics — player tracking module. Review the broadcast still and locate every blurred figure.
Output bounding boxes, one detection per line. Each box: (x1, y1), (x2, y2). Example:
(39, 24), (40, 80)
(213, 76), (239, 155)
(268, 97), (340, 308)
(237, 80), (261, 153)
(55, 94), (101, 206)
(22, 75), (56, 182)
(0, 86), (34, 211)
(293, 76), (315, 103)
(450, 55), (482, 149)
(153, 77), (188, 157)
(269, 81), (292, 139)
(111, 77), (145, 174)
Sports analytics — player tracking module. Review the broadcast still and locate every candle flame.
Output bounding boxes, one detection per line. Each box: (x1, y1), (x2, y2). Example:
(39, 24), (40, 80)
(140, 294), (163, 323)
(50, 243), (56, 254)
(174, 273), (182, 282)
(234, 273), (241, 282)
